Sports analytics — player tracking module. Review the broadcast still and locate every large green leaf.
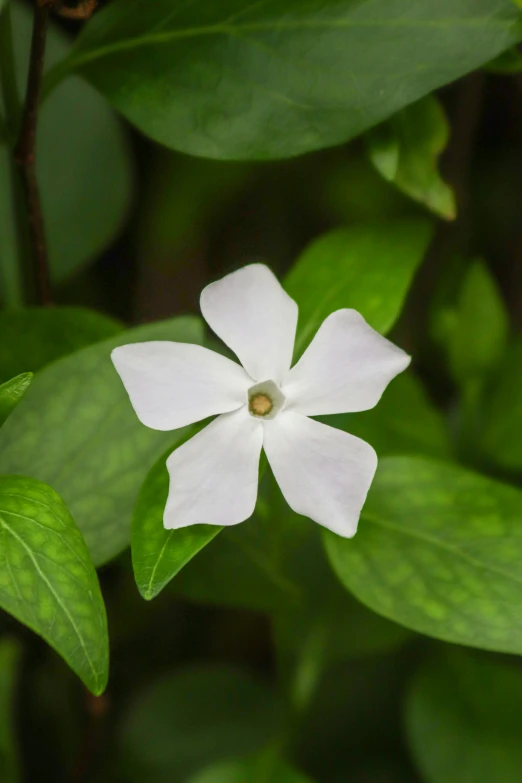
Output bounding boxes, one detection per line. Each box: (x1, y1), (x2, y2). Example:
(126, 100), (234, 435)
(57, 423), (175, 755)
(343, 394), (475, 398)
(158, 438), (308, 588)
(0, 0), (132, 300)
(286, 219), (432, 357)
(188, 753), (314, 783)
(118, 666), (283, 783)
(325, 456), (522, 654)
(131, 439), (221, 601)
(0, 637), (20, 783)
(480, 339), (522, 470)
(0, 306), (122, 383)
(45, 0), (522, 160)
(0, 475), (108, 694)
(406, 652), (522, 783)
(322, 372), (452, 460)
(0, 374), (31, 427)
(367, 96), (456, 220)
(0, 317), (204, 566)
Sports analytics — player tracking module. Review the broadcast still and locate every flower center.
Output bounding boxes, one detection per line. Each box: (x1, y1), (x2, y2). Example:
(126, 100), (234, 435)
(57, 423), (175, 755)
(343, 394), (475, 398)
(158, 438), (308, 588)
(249, 393), (273, 417)
(247, 379), (286, 420)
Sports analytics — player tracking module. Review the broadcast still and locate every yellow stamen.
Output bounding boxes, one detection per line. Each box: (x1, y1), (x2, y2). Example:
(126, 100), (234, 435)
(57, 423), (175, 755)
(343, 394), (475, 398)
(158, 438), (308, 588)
(249, 393), (273, 417)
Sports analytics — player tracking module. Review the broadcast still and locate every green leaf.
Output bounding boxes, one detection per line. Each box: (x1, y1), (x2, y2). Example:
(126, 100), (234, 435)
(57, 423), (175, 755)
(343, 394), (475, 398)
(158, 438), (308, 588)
(175, 512), (302, 613)
(118, 666), (283, 783)
(0, 317), (204, 566)
(322, 372), (452, 460)
(0, 306), (122, 383)
(45, 0), (522, 160)
(406, 651), (522, 783)
(285, 219), (432, 357)
(187, 753), (314, 783)
(447, 260), (509, 385)
(0, 373), (31, 427)
(367, 96), (456, 220)
(0, 475), (108, 694)
(487, 45), (522, 72)
(0, 637), (21, 783)
(481, 339), (522, 470)
(324, 455), (522, 655)
(0, 0), (132, 296)
(131, 439), (221, 601)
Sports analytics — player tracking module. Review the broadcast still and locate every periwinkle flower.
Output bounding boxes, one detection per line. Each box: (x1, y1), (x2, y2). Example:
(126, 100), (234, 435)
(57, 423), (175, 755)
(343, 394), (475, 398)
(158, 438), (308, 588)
(112, 264), (409, 537)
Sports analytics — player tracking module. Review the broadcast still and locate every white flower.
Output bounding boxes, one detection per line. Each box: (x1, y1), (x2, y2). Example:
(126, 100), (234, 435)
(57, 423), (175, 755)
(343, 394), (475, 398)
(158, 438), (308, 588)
(112, 264), (410, 538)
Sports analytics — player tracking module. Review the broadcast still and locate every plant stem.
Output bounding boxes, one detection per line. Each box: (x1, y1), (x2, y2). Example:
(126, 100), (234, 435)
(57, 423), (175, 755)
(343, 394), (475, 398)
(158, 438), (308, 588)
(0, 0), (21, 143)
(0, 1), (25, 308)
(70, 691), (109, 783)
(13, 0), (53, 306)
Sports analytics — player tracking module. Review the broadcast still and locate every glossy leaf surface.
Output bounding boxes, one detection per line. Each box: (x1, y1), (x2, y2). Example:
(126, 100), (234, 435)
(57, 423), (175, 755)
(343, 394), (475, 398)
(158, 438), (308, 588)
(367, 96), (456, 220)
(285, 219), (432, 356)
(0, 374), (32, 427)
(48, 0), (522, 160)
(131, 439), (221, 601)
(0, 476), (108, 694)
(325, 456), (522, 654)
(0, 317), (203, 565)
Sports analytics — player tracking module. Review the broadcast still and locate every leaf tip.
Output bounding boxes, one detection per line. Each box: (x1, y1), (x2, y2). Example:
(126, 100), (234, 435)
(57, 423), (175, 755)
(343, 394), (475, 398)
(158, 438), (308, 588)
(90, 673), (109, 698)
(137, 581), (160, 602)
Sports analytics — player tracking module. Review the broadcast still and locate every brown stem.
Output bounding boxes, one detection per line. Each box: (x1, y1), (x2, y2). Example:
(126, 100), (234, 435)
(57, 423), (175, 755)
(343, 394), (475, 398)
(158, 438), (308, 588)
(70, 691), (109, 783)
(56, 0), (98, 21)
(13, 0), (52, 306)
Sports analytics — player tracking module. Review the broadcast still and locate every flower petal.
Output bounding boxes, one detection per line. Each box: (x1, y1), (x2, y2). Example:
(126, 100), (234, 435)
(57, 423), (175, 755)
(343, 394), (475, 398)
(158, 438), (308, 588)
(200, 264), (298, 384)
(165, 407), (263, 529)
(283, 309), (410, 416)
(263, 411), (377, 537)
(112, 341), (251, 431)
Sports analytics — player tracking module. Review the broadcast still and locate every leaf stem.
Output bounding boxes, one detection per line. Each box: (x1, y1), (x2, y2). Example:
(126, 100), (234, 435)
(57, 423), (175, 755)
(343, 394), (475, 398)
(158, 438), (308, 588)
(13, 0), (53, 307)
